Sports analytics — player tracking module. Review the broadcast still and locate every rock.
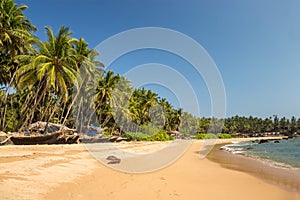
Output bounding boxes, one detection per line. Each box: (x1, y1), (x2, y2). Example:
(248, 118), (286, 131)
(259, 139), (269, 144)
(115, 137), (130, 142)
(0, 131), (6, 136)
(106, 155), (121, 164)
(274, 140), (280, 143)
(28, 121), (76, 134)
(79, 137), (109, 143)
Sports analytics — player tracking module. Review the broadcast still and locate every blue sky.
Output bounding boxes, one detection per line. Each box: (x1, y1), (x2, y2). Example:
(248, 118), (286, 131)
(18, 0), (300, 118)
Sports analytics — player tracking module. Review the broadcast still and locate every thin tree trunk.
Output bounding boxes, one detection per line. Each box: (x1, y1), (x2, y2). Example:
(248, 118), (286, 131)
(75, 97), (83, 132)
(44, 96), (63, 133)
(61, 84), (82, 130)
(16, 82), (43, 130)
(0, 73), (17, 129)
(19, 81), (48, 132)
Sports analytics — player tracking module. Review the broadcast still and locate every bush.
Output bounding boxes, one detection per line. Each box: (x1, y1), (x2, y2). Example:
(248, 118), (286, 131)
(217, 133), (233, 139)
(139, 124), (160, 136)
(124, 130), (174, 141)
(152, 130), (173, 141)
(124, 132), (153, 141)
(102, 131), (110, 137)
(195, 133), (218, 139)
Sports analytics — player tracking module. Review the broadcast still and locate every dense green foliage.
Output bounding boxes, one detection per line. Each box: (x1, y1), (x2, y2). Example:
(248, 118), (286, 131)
(124, 132), (153, 141)
(0, 0), (299, 140)
(0, 0), (182, 138)
(193, 116), (300, 137)
(194, 133), (234, 140)
(152, 130), (173, 141)
(124, 130), (172, 141)
(217, 133), (235, 139)
(195, 133), (218, 139)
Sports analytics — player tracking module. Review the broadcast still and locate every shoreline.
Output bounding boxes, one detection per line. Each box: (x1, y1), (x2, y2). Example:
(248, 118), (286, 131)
(207, 142), (300, 194)
(1, 139), (299, 200)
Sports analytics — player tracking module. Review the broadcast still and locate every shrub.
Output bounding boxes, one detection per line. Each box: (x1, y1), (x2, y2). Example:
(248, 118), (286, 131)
(124, 130), (174, 141)
(124, 132), (153, 141)
(102, 131), (110, 137)
(217, 133), (233, 139)
(139, 124), (160, 136)
(195, 133), (218, 139)
(152, 130), (173, 141)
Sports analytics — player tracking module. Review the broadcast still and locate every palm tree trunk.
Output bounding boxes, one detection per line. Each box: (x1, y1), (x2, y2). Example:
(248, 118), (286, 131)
(0, 73), (17, 129)
(44, 96), (63, 133)
(19, 81), (48, 132)
(61, 84), (82, 130)
(16, 82), (43, 130)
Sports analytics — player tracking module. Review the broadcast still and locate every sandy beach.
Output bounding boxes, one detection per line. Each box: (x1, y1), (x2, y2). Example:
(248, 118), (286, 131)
(0, 138), (299, 200)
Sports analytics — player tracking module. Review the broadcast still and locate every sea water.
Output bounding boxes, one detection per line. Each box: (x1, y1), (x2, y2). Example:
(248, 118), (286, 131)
(222, 137), (300, 169)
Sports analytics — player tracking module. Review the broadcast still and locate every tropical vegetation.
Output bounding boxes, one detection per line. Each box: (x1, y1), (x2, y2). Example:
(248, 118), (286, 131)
(0, 0), (299, 141)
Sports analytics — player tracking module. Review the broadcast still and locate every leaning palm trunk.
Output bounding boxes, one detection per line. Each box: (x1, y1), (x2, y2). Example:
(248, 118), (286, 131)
(75, 98), (83, 133)
(61, 82), (82, 130)
(19, 81), (48, 131)
(86, 101), (101, 129)
(59, 100), (68, 125)
(16, 82), (44, 130)
(44, 96), (63, 133)
(0, 73), (16, 129)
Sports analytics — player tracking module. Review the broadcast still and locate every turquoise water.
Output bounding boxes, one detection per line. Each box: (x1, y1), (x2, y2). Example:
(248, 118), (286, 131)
(222, 137), (300, 168)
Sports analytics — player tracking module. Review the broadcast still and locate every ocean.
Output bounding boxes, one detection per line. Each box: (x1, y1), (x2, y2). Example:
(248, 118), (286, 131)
(221, 137), (300, 169)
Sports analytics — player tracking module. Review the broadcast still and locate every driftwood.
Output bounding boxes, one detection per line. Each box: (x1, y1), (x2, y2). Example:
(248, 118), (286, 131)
(109, 135), (130, 142)
(0, 136), (13, 145)
(55, 135), (80, 144)
(0, 131), (6, 136)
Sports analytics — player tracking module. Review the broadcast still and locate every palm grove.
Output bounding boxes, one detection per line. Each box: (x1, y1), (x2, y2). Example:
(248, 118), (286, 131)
(0, 0), (299, 140)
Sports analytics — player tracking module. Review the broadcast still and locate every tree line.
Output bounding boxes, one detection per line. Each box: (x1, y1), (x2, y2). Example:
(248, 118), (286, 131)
(0, 0), (182, 137)
(199, 115), (300, 136)
(0, 0), (299, 138)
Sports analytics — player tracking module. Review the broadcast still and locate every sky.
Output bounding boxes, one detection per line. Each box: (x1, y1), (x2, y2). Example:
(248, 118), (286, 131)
(17, 0), (300, 118)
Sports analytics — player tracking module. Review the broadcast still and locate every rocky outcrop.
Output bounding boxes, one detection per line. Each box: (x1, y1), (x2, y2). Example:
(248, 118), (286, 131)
(28, 121), (76, 134)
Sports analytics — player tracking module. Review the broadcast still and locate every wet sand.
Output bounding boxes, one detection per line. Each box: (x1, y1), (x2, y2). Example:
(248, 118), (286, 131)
(207, 143), (300, 193)
(0, 138), (299, 200)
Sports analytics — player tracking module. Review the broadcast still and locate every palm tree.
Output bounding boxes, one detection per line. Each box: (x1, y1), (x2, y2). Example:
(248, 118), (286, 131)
(0, 0), (36, 130)
(16, 26), (80, 130)
(0, 0), (36, 85)
(129, 88), (158, 126)
(95, 71), (120, 128)
(61, 38), (104, 128)
(110, 76), (134, 133)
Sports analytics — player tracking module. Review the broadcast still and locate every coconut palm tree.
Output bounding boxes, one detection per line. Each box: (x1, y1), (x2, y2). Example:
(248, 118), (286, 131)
(16, 26), (80, 130)
(0, 0), (36, 130)
(61, 38), (104, 128)
(129, 88), (158, 126)
(95, 71), (121, 128)
(0, 0), (36, 85)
